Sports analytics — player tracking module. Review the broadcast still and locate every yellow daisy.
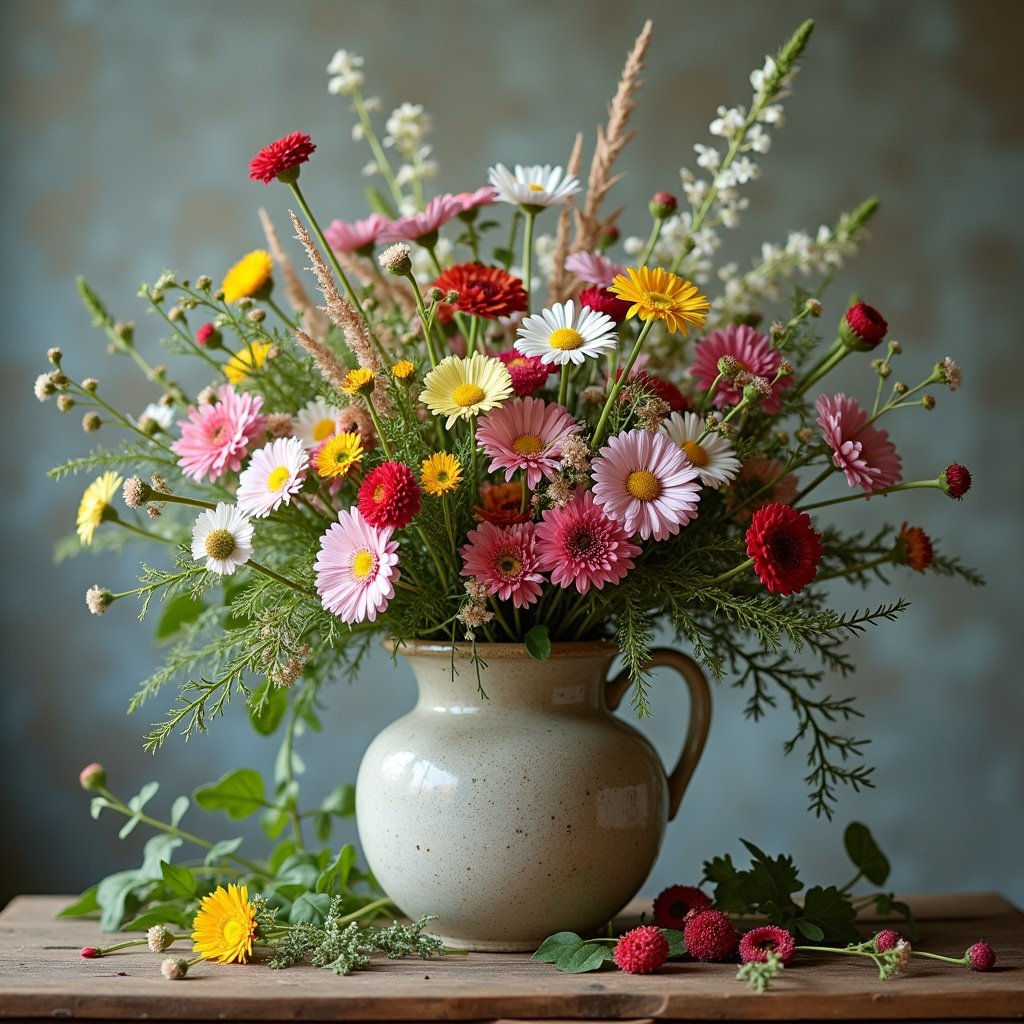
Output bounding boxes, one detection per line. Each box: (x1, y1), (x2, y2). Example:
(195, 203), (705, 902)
(191, 883), (257, 965)
(419, 353), (513, 429)
(609, 266), (710, 335)
(421, 452), (463, 496)
(315, 431), (365, 479)
(225, 341), (272, 385)
(340, 366), (376, 395)
(76, 471), (123, 545)
(220, 249), (273, 303)
(391, 359), (415, 381)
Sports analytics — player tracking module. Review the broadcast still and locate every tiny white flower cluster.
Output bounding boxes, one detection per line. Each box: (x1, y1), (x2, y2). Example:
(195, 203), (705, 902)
(384, 102), (438, 188)
(326, 49), (365, 96)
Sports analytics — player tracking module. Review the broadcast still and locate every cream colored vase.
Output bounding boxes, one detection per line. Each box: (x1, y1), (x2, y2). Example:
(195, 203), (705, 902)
(355, 640), (712, 951)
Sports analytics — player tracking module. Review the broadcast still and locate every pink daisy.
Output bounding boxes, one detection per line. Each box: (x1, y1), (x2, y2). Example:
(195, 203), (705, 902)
(453, 186), (497, 215)
(535, 491), (641, 594)
(460, 521), (544, 609)
(689, 324), (793, 414)
(816, 393), (902, 493)
(564, 251), (627, 288)
(172, 384), (265, 483)
(236, 436), (308, 518)
(592, 429), (702, 542)
(493, 350), (555, 397)
(314, 508), (400, 624)
(378, 194), (463, 243)
(477, 398), (581, 490)
(324, 213), (390, 254)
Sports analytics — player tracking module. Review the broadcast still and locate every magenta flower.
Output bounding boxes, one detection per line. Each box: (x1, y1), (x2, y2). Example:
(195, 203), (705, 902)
(592, 429), (702, 542)
(324, 213), (390, 254)
(816, 393), (902, 493)
(172, 384), (265, 483)
(377, 194), (463, 243)
(535, 491), (640, 594)
(477, 397), (580, 490)
(493, 350), (555, 396)
(460, 521), (544, 609)
(564, 251), (627, 288)
(689, 323), (793, 414)
(453, 186), (497, 214)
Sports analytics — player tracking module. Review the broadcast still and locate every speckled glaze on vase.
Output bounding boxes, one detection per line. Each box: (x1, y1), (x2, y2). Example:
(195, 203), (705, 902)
(355, 640), (712, 951)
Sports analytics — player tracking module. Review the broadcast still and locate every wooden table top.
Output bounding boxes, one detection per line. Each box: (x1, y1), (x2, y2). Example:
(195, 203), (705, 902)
(0, 893), (1021, 1021)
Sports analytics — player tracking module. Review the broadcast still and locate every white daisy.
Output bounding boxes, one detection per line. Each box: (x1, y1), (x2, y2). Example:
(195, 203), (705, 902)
(294, 398), (343, 449)
(660, 411), (741, 489)
(236, 437), (309, 518)
(191, 503), (254, 576)
(514, 300), (620, 367)
(138, 402), (175, 431)
(488, 163), (581, 208)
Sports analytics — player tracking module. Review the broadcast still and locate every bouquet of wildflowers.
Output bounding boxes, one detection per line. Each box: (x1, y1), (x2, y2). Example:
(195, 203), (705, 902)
(41, 19), (978, 818)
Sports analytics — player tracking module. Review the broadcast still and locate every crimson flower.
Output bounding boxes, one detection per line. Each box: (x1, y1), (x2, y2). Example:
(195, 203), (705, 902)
(745, 503), (824, 596)
(431, 263), (527, 320)
(358, 461), (421, 530)
(249, 131), (316, 185)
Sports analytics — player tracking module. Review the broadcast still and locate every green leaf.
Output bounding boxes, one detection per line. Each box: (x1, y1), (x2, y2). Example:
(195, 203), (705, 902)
(89, 796), (115, 820)
(118, 815), (141, 839)
(844, 821), (890, 886)
(204, 837), (244, 866)
(313, 812), (332, 843)
(364, 185), (397, 218)
(248, 681), (288, 736)
(532, 931), (583, 964)
(739, 839), (803, 912)
(260, 806), (289, 840)
(556, 941), (614, 973)
(268, 838), (297, 874)
(316, 844), (357, 896)
(160, 861), (197, 899)
(96, 870), (146, 932)
(130, 781), (160, 813)
(194, 768), (266, 820)
(122, 903), (193, 930)
(321, 784), (356, 818)
(288, 891), (333, 926)
(140, 835), (183, 880)
(664, 928), (686, 958)
(793, 918), (824, 942)
(58, 886), (100, 919)
(524, 624), (552, 661)
(800, 885), (859, 944)
(169, 795), (190, 828)
(155, 593), (206, 640)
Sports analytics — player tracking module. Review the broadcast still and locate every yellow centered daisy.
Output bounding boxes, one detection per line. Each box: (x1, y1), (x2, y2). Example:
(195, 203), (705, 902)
(76, 471), (123, 545)
(191, 884), (257, 965)
(267, 465), (291, 491)
(351, 548), (377, 578)
(548, 328), (585, 351)
(681, 440), (709, 467)
(626, 469), (662, 502)
(419, 353), (514, 429)
(315, 431), (364, 479)
(312, 418), (336, 442)
(220, 249), (273, 303)
(452, 383), (486, 407)
(341, 367), (376, 395)
(421, 452), (463, 497)
(391, 359), (415, 380)
(204, 528), (237, 560)
(512, 433), (543, 455)
(609, 266), (710, 335)
(225, 341), (272, 385)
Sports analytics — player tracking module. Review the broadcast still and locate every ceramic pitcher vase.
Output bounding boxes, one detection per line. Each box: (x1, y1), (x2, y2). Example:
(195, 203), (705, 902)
(355, 640), (712, 951)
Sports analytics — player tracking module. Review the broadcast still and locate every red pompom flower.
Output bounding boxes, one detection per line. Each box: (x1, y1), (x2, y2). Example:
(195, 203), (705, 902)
(494, 350), (554, 396)
(652, 884), (712, 930)
(967, 941), (996, 972)
(613, 925), (669, 974)
(431, 263), (527, 320)
(358, 461), (421, 530)
(683, 908), (739, 962)
(874, 929), (901, 953)
(738, 925), (796, 965)
(580, 285), (632, 323)
(249, 131), (316, 185)
(746, 503), (824, 596)
(840, 301), (888, 351)
(940, 463), (972, 500)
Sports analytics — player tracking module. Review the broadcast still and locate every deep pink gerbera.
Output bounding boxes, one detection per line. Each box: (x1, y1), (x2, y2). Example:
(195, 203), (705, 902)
(689, 323), (793, 414)
(378, 194), (463, 244)
(324, 213), (391, 254)
(816, 393), (902, 493)
(738, 925), (796, 965)
(493, 350), (555, 396)
(477, 397), (581, 490)
(535, 490), (640, 595)
(459, 520), (544, 609)
(172, 384), (265, 483)
(358, 461), (421, 530)
(745, 503), (824, 596)
(579, 285), (633, 323)
(248, 131), (315, 184)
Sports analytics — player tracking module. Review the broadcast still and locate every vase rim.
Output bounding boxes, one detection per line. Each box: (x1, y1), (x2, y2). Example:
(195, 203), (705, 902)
(383, 637), (616, 661)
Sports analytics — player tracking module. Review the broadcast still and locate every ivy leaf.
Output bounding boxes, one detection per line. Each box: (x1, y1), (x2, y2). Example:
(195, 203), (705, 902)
(194, 768), (266, 820)
(524, 625), (552, 661)
(288, 892), (333, 926)
(556, 942), (615, 973)
(58, 886), (100, 919)
(844, 821), (890, 886)
(96, 870), (147, 932)
(140, 835), (183, 880)
(160, 861), (197, 899)
(532, 931), (583, 964)
(800, 885), (859, 944)
(169, 795), (190, 828)
(122, 902), (194, 930)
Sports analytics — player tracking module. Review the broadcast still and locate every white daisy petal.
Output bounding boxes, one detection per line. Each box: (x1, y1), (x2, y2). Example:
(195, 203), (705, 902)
(514, 300), (620, 367)
(488, 163), (581, 208)
(191, 503), (254, 576)
(660, 411), (742, 489)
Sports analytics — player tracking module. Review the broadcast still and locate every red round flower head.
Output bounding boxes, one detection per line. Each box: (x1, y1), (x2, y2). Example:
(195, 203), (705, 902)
(650, 191), (678, 218)
(840, 302), (888, 351)
(81, 947), (101, 959)
(652, 885), (712, 930)
(494, 349), (554, 396)
(78, 762), (106, 791)
(897, 523), (933, 572)
(941, 463), (972, 500)
(967, 941), (996, 972)
(613, 925), (669, 974)
(874, 929), (901, 953)
(620, 370), (688, 413)
(738, 925), (796, 965)
(579, 285), (632, 323)
(249, 131), (316, 185)
(746, 503), (824, 596)
(358, 461), (421, 530)
(683, 908), (739, 962)
(195, 322), (221, 347)
(431, 263), (527, 320)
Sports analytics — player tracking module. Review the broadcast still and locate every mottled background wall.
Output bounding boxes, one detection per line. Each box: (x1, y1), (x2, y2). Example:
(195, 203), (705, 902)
(2, 0), (1022, 913)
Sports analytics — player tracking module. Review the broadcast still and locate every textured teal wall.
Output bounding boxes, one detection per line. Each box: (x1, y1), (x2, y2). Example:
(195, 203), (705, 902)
(3, 0), (1022, 911)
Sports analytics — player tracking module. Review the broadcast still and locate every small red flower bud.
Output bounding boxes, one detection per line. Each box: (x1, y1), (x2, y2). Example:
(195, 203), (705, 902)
(839, 302), (888, 351)
(613, 924), (669, 974)
(940, 463), (972, 499)
(967, 941), (996, 971)
(195, 323), (222, 348)
(81, 946), (101, 959)
(579, 285), (632, 323)
(597, 225), (620, 251)
(78, 763), (106, 791)
(874, 929), (901, 953)
(649, 191), (678, 218)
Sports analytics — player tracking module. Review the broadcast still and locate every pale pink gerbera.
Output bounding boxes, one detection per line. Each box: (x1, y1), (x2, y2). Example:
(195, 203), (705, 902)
(172, 384), (265, 483)
(592, 429), (702, 541)
(564, 251), (627, 288)
(477, 397), (581, 490)
(460, 521), (544, 609)
(816, 393), (902, 493)
(689, 324), (793, 414)
(324, 213), (390, 254)
(378, 194), (463, 243)
(314, 507), (400, 624)
(236, 437), (308, 517)
(535, 490), (641, 594)
(453, 186), (497, 215)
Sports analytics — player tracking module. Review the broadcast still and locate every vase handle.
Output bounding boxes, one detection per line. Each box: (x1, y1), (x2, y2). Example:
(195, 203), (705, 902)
(606, 648), (712, 821)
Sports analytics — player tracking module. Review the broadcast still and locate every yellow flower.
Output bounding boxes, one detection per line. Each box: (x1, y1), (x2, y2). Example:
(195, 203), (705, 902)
(609, 266), (710, 335)
(76, 471), (123, 545)
(419, 353), (513, 429)
(224, 342), (272, 385)
(421, 452), (463, 496)
(191, 883), (257, 965)
(340, 367), (376, 395)
(315, 431), (365, 479)
(220, 249), (273, 303)
(391, 359), (415, 381)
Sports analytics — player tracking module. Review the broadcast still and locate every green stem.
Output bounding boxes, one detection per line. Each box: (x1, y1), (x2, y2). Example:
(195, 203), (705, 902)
(247, 558), (319, 600)
(816, 553), (896, 583)
(839, 869), (864, 895)
(352, 92), (404, 209)
(638, 218), (665, 267)
(793, 340), (847, 398)
(405, 272), (439, 368)
(704, 556), (754, 588)
(798, 479), (941, 512)
(793, 466), (834, 505)
(558, 364), (570, 407)
(591, 319), (655, 449)
(364, 400), (393, 460)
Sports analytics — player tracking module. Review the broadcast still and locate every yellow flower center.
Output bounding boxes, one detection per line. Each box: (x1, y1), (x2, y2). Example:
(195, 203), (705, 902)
(373, 484), (386, 503)
(267, 466), (291, 491)
(512, 433), (543, 455)
(549, 328), (584, 351)
(452, 383), (486, 407)
(220, 917), (246, 949)
(528, 183), (545, 192)
(643, 291), (674, 310)
(352, 549), (376, 579)
(313, 418), (335, 442)
(626, 469), (661, 502)
(498, 554), (523, 577)
(204, 528), (237, 560)
(681, 440), (709, 468)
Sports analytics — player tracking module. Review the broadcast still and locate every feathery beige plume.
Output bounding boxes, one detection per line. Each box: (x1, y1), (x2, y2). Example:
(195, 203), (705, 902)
(547, 133), (585, 305)
(293, 329), (350, 393)
(258, 208), (330, 341)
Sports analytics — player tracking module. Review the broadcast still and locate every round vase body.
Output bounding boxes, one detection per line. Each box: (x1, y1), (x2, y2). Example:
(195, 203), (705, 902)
(355, 642), (672, 951)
